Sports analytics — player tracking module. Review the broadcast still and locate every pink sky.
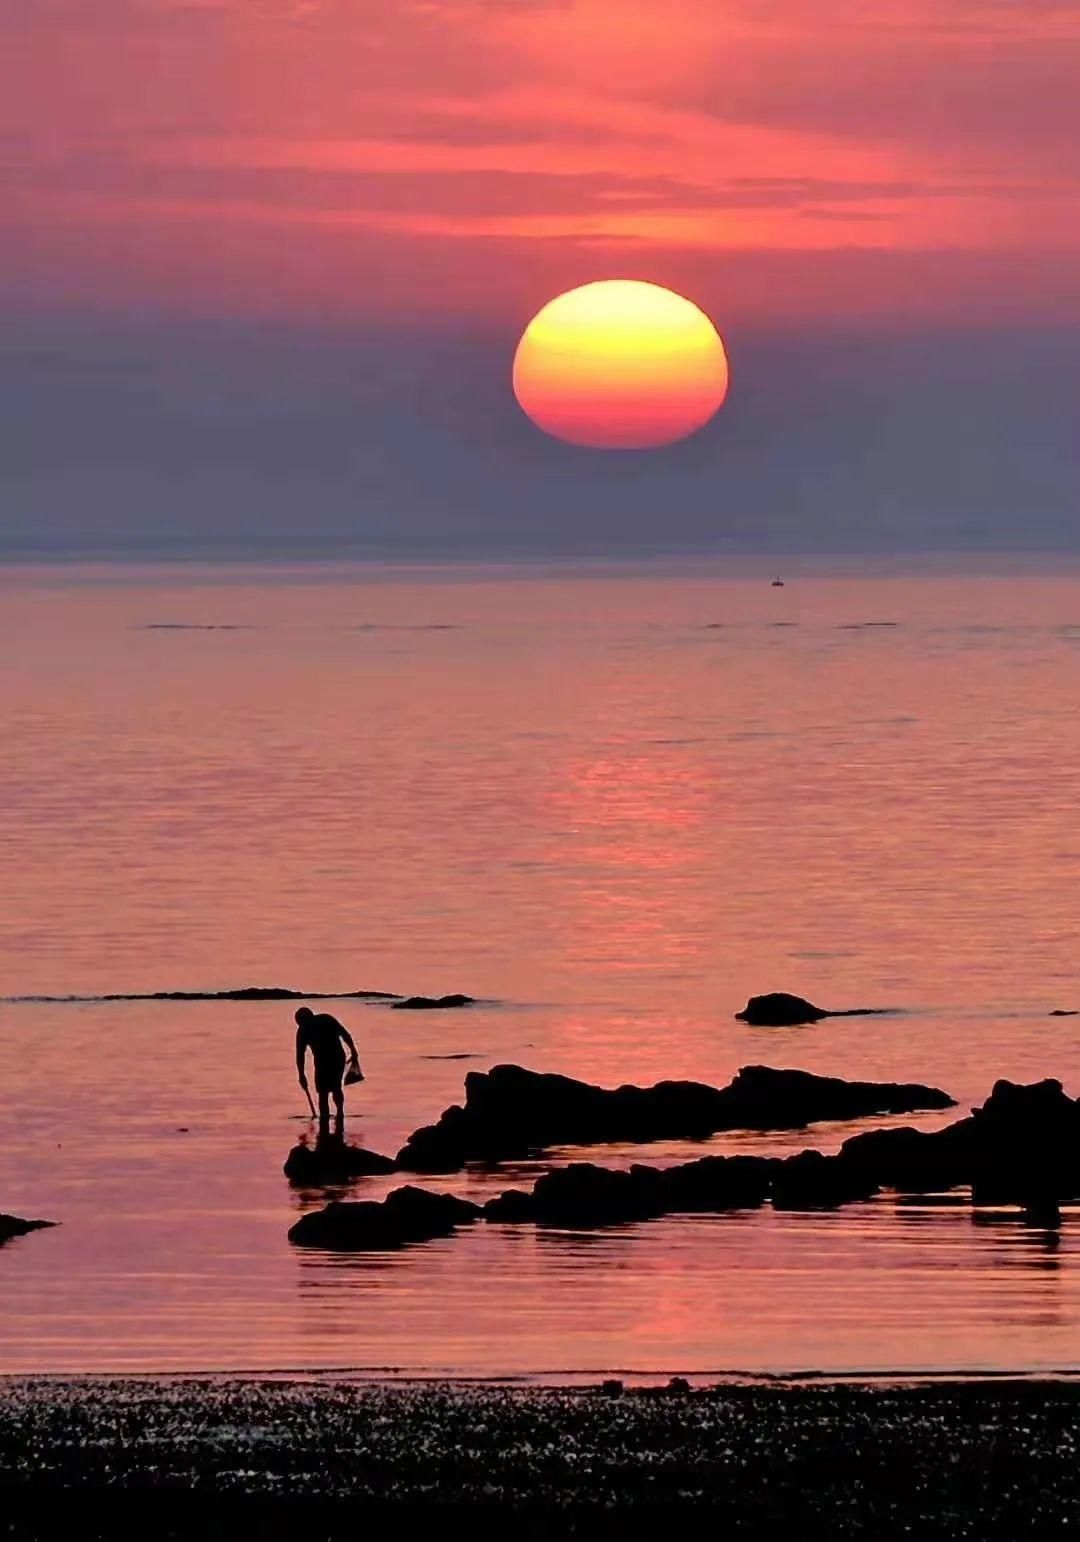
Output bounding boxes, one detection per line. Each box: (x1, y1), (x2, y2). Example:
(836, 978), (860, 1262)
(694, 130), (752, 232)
(5, 0), (1080, 327)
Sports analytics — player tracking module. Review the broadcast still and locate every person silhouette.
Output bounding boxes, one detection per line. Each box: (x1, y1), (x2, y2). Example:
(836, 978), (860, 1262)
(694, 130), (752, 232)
(294, 1007), (362, 1131)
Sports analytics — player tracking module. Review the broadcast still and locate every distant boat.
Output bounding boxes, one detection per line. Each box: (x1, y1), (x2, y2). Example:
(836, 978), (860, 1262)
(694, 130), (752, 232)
(771, 576), (785, 587)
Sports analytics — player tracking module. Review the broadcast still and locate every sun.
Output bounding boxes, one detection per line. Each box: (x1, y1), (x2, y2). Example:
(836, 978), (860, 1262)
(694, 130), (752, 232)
(512, 279), (729, 450)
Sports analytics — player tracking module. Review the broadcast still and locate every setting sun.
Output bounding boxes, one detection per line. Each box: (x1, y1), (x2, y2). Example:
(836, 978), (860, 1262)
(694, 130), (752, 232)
(512, 279), (729, 450)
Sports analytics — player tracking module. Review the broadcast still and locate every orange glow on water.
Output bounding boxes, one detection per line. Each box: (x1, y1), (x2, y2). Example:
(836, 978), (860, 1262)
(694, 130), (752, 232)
(512, 280), (729, 449)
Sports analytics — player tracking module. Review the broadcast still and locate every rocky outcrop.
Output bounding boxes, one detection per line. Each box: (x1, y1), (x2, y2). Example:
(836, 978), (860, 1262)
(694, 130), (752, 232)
(392, 994), (475, 1011)
(770, 1151), (879, 1210)
(284, 1139), (396, 1184)
(840, 1120), (976, 1193)
(288, 1186), (481, 1250)
(0, 1213), (56, 1244)
(521, 1155), (777, 1227)
(969, 1078), (1080, 1210)
(394, 1063), (955, 1173)
(289, 1075), (1080, 1249)
(735, 993), (884, 1027)
(839, 1078), (1080, 1212)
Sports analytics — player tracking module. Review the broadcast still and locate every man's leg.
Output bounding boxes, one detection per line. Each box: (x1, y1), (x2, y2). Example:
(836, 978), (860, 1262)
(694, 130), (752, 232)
(317, 1085), (331, 1133)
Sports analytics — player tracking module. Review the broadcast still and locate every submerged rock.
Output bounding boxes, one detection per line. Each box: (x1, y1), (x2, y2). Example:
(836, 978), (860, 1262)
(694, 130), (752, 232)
(0, 1213), (56, 1244)
(392, 994), (476, 1011)
(288, 1185), (481, 1250)
(395, 1062), (955, 1173)
(283, 1139), (396, 1184)
(735, 992), (883, 1027)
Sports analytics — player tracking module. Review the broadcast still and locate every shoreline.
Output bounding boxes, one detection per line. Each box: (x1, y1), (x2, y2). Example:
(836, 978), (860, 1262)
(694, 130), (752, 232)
(6, 1365), (1080, 1387)
(4, 1376), (1080, 1537)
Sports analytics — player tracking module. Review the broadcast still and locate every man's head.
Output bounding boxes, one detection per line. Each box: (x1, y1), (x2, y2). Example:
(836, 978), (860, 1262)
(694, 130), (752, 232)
(294, 1006), (314, 1027)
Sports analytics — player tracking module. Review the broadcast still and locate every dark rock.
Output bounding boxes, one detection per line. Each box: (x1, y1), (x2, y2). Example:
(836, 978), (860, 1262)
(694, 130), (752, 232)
(288, 1185), (481, 1250)
(970, 1078), (1080, 1208)
(655, 1154), (775, 1212)
(771, 1150), (879, 1210)
(531, 1163), (664, 1226)
(392, 994), (476, 1011)
(284, 1139), (396, 1184)
(735, 992), (884, 1026)
(840, 1120), (976, 1193)
(600, 1379), (624, 1395)
(723, 1065), (954, 1127)
(666, 1377), (692, 1395)
(736, 993), (829, 1026)
(394, 1062), (954, 1173)
(483, 1188), (538, 1222)
(396, 1106), (473, 1173)
(0, 1213), (56, 1244)
(1050, 1009), (1078, 1017)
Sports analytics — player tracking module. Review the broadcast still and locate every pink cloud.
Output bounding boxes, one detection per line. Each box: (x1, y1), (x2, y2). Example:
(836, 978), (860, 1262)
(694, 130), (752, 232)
(2, 0), (1078, 321)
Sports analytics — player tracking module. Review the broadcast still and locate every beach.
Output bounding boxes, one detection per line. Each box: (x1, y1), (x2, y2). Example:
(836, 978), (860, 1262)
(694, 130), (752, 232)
(3, 1376), (1079, 1537)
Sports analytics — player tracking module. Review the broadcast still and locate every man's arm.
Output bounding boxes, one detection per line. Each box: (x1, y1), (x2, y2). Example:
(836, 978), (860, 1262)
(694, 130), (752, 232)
(337, 1021), (359, 1061)
(296, 1027), (308, 1085)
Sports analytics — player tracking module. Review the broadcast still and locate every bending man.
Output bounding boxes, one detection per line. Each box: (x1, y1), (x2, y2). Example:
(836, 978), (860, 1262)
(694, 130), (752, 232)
(294, 1006), (361, 1130)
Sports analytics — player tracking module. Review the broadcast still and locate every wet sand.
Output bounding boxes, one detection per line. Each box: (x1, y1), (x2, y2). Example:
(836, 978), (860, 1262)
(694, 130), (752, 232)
(2, 1377), (1079, 1537)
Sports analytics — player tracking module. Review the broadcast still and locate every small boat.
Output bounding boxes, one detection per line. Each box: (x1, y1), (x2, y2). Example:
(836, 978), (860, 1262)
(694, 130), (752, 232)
(771, 575), (785, 587)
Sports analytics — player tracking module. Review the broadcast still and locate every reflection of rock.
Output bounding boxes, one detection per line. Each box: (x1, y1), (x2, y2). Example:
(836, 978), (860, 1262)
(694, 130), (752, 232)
(392, 994), (475, 1011)
(735, 993), (883, 1026)
(395, 1063), (955, 1173)
(288, 1186), (481, 1250)
(284, 1140), (396, 1184)
(0, 1213), (56, 1244)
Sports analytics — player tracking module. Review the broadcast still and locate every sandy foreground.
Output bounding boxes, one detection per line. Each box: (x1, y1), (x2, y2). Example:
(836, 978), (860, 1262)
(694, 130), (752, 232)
(1, 1376), (1079, 1538)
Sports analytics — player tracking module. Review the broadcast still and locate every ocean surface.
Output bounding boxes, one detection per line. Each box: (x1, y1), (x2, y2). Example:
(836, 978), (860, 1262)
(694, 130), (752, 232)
(3, 560), (1080, 1378)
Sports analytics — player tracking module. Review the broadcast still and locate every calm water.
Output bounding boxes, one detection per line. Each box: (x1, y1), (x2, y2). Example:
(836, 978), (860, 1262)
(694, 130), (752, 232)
(3, 561), (1080, 1377)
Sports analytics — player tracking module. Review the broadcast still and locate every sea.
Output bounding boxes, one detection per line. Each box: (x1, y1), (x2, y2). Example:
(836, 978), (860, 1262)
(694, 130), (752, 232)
(3, 558), (1080, 1380)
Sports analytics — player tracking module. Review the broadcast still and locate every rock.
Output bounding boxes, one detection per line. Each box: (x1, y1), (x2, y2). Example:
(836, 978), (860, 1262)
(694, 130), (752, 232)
(531, 1164), (664, 1226)
(771, 1152), (875, 1211)
(736, 993), (829, 1026)
(840, 1121), (976, 1193)
(0, 1213), (56, 1244)
(1049, 1010), (1078, 1017)
(771, 1150), (879, 1210)
(288, 1185), (481, 1250)
(655, 1155), (775, 1212)
(392, 994), (475, 1011)
(483, 1188), (537, 1222)
(723, 1065), (954, 1128)
(969, 1078), (1080, 1208)
(666, 1377), (692, 1395)
(735, 992), (883, 1026)
(600, 1379), (624, 1395)
(283, 1139), (396, 1184)
(394, 1063), (954, 1173)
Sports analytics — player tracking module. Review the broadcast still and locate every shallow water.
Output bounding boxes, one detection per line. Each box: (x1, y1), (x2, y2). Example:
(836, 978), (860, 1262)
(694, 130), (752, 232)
(3, 561), (1080, 1376)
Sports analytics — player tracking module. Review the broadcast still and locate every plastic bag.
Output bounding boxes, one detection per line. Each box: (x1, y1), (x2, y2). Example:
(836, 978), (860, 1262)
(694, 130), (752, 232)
(344, 1062), (365, 1086)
